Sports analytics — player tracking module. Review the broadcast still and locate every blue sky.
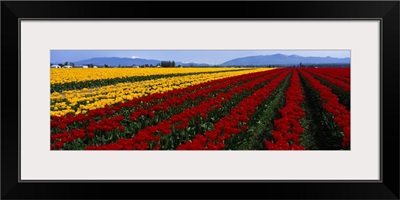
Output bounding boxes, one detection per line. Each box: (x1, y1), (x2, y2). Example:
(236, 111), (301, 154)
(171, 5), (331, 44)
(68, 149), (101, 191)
(51, 50), (350, 65)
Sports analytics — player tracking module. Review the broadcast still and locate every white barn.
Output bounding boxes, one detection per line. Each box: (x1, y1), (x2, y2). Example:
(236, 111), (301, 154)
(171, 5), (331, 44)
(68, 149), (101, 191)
(82, 65), (88, 68)
(51, 65), (61, 68)
(63, 65), (72, 68)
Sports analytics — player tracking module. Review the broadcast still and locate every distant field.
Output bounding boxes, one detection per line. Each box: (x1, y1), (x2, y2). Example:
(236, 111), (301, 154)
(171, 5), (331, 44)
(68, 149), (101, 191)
(50, 67), (350, 150)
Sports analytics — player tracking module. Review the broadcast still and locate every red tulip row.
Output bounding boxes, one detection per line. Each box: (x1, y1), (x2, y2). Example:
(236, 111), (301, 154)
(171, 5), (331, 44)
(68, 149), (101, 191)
(51, 69), (282, 149)
(265, 69), (306, 150)
(310, 68), (350, 83)
(51, 115), (125, 149)
(177, 69), (291, 150)
(303, 68), (350, 92)
(299, 69), (350, 148)
(84, 69), (286, 150)
(128, 69), (281, 122)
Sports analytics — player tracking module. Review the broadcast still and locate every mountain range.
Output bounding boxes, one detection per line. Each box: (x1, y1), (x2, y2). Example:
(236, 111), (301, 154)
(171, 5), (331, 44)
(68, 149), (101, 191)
(220, 54), (350, 66)
(54, 54), (350, 66)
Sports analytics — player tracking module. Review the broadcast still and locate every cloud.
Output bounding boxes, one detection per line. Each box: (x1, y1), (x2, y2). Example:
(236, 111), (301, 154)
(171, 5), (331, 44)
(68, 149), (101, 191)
(131, 56), (140, 59)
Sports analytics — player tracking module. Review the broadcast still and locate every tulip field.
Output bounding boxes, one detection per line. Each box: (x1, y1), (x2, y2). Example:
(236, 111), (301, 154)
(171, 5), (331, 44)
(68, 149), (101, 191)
(50, 67), (350, 150)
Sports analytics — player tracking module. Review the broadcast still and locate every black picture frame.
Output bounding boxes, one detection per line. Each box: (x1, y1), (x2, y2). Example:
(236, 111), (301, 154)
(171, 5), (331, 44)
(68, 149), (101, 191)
(2, 1), (399, 199)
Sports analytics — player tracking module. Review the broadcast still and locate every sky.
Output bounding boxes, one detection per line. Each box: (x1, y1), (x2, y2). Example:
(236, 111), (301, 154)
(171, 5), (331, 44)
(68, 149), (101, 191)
(51, 50), (351, 65)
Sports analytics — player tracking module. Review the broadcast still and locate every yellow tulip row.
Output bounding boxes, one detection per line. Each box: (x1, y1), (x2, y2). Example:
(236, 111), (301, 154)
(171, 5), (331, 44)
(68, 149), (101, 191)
(50, 68), (245, 85)
(50, 68), (274, 117)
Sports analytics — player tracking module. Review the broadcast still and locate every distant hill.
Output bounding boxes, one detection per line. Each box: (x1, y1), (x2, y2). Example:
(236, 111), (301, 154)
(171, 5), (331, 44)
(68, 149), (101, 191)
(73, 57), (210, 67)
(175, 62), (210, 66)
(74, 57), (160, 66)
(221, 54), (350, 66)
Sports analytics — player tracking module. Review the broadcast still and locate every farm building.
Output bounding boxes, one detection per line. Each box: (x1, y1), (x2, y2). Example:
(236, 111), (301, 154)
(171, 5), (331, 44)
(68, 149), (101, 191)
(93, 66), (98, 68)
(82, 66), (89, 68)
(51, 65), (61, 68)
(63, 65), (72, 68)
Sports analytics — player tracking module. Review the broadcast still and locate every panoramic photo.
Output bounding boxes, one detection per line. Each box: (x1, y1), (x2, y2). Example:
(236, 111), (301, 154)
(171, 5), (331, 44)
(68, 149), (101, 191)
(50, 50), (350, 150)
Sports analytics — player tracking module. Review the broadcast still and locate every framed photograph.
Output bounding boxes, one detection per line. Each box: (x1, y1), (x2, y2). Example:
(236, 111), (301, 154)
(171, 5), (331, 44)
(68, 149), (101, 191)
(2, 1), (399, 199)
